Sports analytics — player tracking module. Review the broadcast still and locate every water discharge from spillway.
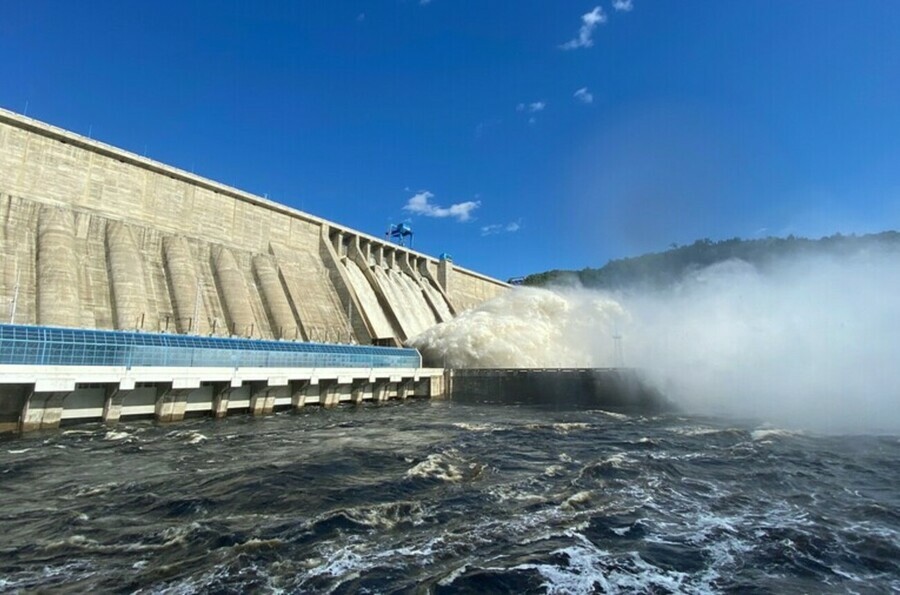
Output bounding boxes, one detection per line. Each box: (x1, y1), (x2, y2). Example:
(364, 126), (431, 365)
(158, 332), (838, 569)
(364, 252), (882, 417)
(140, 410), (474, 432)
(411, 249), (900, 434)
(411, 287), (627, 369)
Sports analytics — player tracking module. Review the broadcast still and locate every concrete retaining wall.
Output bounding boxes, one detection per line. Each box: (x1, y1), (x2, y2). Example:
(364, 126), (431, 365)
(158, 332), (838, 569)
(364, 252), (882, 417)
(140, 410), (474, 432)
(449, 368), (672, 414)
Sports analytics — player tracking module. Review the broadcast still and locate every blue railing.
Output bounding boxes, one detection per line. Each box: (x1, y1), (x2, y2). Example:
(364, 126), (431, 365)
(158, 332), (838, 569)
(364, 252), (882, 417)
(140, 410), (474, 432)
(0, 324), (421, 369)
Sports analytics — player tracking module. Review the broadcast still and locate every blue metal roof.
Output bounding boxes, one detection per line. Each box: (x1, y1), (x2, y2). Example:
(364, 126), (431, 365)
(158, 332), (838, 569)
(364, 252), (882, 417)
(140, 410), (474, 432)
(0, 324), (421, 369)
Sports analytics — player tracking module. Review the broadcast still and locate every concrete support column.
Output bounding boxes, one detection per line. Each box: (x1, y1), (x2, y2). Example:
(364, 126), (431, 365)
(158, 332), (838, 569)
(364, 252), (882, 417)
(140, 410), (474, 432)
(337, 381), (352, 405)
(103, 387), (124, 425)
(249, 383), (276, 416)
(374, 244), (384, 267)
(213, 383), (237, 419)
(20, 390), (70, 432)
(296, 381), (320, 407)
(0, 385), (29, 434)
(322, 381), (344, 408)
(429, 374), (447, 400)
(351, 381), (369, 405)
(289, 381), (308, 409)
(155, 388), (192, 423)
(438, 257), (453, 292)
(358, 239), (370, 263)
(398, 379), (413, 401)
(373, 380), (390, 403)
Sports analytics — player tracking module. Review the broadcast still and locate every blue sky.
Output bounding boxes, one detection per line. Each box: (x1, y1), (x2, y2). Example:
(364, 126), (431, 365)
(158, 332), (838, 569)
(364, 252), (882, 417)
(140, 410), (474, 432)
(3, 1), (899, 280)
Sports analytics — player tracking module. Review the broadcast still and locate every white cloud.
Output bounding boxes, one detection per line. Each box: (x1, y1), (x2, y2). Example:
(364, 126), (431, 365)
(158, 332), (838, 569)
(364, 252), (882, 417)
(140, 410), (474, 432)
(481, 220), (522, 236)
(404, 191), (480, 222)
(612, 0), (633, 11)
(560, 6), (607, 50)
(356, 12), (365, 22)
(517, 101), (546, 113)
(574, 87), (593, 104)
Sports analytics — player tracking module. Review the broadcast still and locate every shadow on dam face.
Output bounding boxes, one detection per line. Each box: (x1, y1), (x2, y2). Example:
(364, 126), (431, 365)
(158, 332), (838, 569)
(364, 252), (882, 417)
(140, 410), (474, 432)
(449, 368), (674, 415)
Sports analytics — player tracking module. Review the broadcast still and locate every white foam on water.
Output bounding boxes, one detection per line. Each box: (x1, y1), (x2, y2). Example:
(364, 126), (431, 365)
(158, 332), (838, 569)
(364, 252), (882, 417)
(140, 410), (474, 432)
(405, 450), (479, 482)
(340, 500), (428, 530)
(543, 464), (565, 476)
(186, 432), (208, 444)
(437, 563), (470, 586)
(669, 426), (732, 436)
(551, 422), (592, 434)
(751, 428), (800, 441)
(451, 422), (498, 432)
(73, 482), (119, 498)
(561, 490), (593, 510)
(506, 532), (702, 594)
(596, 410), (630, 420)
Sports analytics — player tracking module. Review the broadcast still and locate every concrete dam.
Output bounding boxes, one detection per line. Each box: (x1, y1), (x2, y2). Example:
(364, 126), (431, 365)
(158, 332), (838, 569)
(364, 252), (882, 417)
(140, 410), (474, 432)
(0, 108), (508, 432)
(0, 108), (507, 344)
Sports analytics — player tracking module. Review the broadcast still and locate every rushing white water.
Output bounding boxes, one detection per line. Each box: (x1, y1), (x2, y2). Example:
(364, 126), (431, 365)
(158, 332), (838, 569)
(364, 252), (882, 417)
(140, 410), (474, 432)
(344, 260), (395, 339)
(421, 279), (454, 322)
(370, 267), (440, 338)
(392, 270), (438, 334)
(410, 287), (626, 368)
(411, 250), (900, 433)
(372, 267), (417, 337)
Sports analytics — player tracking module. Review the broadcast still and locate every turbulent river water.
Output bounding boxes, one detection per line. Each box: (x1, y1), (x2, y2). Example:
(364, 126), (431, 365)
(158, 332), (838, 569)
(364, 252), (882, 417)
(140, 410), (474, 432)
(1, 399), (898, 594)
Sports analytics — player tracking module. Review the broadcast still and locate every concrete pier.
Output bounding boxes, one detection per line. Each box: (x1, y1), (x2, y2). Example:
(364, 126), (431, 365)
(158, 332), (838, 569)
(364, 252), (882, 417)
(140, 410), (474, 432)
(0, 364), (443, 433)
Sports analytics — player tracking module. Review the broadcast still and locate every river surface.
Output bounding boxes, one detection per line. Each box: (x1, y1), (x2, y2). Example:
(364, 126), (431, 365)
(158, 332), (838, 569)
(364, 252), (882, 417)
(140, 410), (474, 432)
(1, 399), (898, 593)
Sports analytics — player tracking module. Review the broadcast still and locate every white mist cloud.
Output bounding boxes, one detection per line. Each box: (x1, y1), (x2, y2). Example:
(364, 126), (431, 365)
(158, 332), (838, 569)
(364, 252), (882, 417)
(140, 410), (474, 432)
(404, 191), (480, 222)
(622, 253), (900, 433)
(560, 6), (607, 50)
(412, 248), (900, 434)
(613, 0), (633, 12)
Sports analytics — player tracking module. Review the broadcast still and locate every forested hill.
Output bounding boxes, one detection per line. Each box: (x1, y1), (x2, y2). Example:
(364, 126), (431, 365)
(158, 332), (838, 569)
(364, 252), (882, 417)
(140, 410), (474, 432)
(524, 231), (900, 290)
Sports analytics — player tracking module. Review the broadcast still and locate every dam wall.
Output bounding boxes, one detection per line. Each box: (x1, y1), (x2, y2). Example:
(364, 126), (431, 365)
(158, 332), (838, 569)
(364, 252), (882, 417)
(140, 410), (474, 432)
(0, 108), (507, 344)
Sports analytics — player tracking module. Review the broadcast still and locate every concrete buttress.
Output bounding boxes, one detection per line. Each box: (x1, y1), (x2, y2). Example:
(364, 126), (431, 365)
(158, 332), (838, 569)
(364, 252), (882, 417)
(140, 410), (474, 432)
(212, 246), (256, 337)
(163, 236), (207, 334)
(252, 254), (298, 340)
(37, 206), (80, 327)
(106, 221), (155, 331)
